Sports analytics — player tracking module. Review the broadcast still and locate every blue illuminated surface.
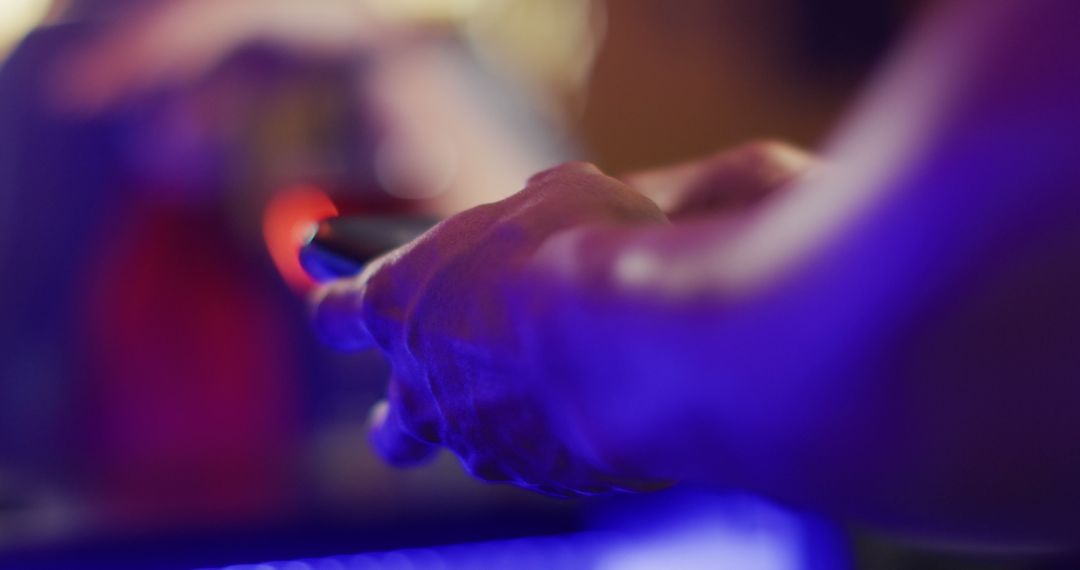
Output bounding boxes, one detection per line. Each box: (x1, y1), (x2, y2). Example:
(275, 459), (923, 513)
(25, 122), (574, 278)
(203, 533), (613, 570)
(201, 494), (849, 570)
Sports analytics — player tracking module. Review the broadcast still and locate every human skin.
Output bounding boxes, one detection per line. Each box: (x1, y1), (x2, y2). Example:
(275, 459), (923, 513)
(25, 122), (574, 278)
(313, 0), (1080, 545)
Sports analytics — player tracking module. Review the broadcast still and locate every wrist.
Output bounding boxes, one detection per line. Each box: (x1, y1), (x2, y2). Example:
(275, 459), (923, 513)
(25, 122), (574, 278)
(512, 224), (691, 481)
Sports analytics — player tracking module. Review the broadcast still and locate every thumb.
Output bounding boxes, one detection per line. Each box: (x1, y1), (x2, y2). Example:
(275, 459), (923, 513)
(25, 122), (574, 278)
(623, 141), (815, 219)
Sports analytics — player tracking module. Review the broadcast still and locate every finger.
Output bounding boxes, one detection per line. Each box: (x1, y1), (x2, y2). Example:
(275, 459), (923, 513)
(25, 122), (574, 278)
(367, 399), (439, 467)
(308, 250), (397, 351)
(309, 278), (376, 351)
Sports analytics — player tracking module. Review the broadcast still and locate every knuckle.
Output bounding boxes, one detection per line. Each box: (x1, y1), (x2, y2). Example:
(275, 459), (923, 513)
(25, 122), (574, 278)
(358, 267), (403, 349)
(526, 161), (602, 187)
(402, 315), (428, 362)
(736, 139), (814, 177)
(558, 160), (602, 174)
(740, 139), (798, 161)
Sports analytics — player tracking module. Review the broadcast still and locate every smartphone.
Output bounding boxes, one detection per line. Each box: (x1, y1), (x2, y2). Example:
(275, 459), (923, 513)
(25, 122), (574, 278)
(298, 216), (438, 282)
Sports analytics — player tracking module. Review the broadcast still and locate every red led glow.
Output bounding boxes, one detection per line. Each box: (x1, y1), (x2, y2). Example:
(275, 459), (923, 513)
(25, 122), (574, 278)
(262, 186), (338, 292)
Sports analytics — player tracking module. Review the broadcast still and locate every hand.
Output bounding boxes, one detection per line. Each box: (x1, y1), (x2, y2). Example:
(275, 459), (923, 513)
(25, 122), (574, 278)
(312, 162), (668, 496)
(311, 143), (813, 496)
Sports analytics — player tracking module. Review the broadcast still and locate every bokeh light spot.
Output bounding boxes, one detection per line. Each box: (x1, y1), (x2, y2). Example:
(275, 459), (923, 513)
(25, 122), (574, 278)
(263, 186), (339, 292)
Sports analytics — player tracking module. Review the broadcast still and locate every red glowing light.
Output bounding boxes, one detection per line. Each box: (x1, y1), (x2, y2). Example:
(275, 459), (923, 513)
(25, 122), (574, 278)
(263, 186), (338, 292)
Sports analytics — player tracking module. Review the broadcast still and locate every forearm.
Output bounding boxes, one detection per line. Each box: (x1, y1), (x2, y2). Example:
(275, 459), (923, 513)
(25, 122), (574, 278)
(525, 183), (1080, 543)
(520, 219), (845, 487)
(523, 0), (1080, 541)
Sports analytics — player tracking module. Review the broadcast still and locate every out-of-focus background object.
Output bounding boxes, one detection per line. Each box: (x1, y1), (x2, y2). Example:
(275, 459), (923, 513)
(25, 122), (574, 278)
(5, 0), (1073, 569)
(0, 0), (52, 59)
(0, 0), (590, 555)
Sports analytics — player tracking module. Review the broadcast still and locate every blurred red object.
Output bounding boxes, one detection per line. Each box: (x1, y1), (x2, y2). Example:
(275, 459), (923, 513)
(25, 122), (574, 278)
(263, 186), (339, 292)
(81, 199), (302, 526)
